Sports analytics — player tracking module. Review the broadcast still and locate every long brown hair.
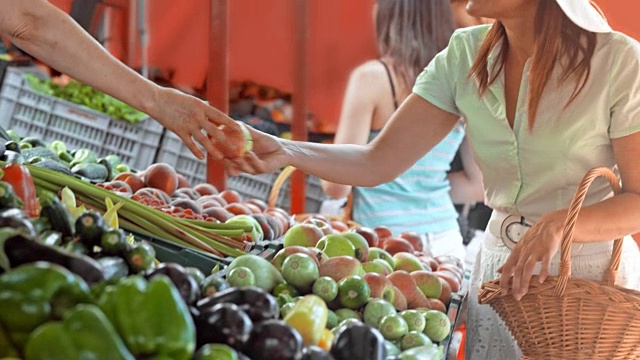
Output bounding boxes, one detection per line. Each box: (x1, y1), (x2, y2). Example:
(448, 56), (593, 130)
(376, 0), (456, 90)
(469, 0), (596, 128)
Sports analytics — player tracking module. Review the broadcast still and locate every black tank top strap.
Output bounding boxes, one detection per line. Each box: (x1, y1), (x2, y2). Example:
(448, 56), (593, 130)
(378, 59), (399, 110)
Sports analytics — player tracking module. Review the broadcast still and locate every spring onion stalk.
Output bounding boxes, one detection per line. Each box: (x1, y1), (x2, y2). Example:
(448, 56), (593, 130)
(28, 165), (246, 257)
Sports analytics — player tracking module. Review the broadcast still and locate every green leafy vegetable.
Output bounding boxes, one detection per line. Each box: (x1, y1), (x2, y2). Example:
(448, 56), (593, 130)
(24, 74), (148, 124)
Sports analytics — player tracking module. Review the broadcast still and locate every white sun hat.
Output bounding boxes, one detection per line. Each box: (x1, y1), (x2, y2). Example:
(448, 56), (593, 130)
(555, 0), (612, 33)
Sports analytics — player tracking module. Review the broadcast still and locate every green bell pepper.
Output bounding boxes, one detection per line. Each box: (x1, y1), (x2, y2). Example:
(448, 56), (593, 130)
(98, 276), (196, 360)
(0, 262), (91, 350)
(0, 324), (19, 358)
(24, 304), (134, 360)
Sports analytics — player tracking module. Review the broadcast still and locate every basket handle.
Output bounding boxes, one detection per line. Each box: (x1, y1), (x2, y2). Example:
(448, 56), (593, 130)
(267, 165), (353, 221)
(553, 167), (623, 296)
(268, 166), (297, 209)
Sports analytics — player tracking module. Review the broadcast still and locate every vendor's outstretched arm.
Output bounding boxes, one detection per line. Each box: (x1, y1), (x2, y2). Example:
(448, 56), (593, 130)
(0, 0), (240, 160)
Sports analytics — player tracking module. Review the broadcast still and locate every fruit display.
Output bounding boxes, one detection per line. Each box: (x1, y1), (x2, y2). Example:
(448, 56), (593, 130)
(211, 214), (467, 359)
(0, 126), (462, 359)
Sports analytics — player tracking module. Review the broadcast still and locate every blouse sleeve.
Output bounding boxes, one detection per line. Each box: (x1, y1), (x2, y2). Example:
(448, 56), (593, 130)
(412, 30), (463, 116)
(609, 36), (640, 138)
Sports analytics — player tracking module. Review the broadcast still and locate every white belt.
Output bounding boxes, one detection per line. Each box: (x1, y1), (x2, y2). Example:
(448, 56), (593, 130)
(487, 211), (533, 250)
(487, 210), (615, 256)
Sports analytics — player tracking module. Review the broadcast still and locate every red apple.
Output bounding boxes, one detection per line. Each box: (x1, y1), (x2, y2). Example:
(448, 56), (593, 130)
(351, 226), (380, 248)
(330, 220), (349, 233)
(373, 225), (393, 241)
(398, 231), (424, 252)
(219, 189), (243, 204)
(383, 237), (415, 255)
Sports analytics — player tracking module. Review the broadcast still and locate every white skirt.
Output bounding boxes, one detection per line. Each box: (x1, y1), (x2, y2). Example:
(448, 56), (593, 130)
(466, 211), (640, 360)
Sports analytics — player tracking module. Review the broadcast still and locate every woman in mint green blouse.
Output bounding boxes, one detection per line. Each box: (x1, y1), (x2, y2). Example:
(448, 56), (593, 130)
(223, 0), (640, 357)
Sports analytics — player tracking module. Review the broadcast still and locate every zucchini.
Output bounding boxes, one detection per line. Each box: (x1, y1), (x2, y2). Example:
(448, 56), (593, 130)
(57, 150), (74, 163)
(124, 240), (156, 273)
(33, 159), (76, 177)
(49, 140), (67, 154)
(71, 163), (108, 183)
(4, 141), (21, 153)
(98, 158), (114, 181)
(95, 256), (129, 283)
(69, 148), (98, 167)
(19, 137), (48, 148)
(38, 189), (74, 237)
(19, 142), (32, 150)
(22, 147), (59, 162)
(0, 181), (23, 209)
(75, 211), (107, 247)
(100, 228), (127, 255)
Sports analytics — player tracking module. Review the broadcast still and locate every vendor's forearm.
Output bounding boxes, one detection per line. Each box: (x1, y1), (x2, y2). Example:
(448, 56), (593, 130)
(553, 192), (640, 243)
(4, 0), (156, 114)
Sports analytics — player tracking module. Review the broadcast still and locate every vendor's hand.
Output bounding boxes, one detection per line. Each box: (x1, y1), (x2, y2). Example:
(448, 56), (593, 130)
(224, 125), (288, 176)
(148, 87), (240, 160)
(498, 211), (566, 300)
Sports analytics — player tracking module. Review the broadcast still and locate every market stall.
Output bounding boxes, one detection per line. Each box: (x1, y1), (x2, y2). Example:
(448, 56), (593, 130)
(1, 0), (640, 359)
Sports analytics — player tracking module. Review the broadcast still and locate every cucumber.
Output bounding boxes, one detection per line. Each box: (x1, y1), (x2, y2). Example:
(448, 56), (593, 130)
(75, 211), (107, 247)
(71, 163), (108, 182)
(38, 189), (74, 237)
(98, 158), (114, 181)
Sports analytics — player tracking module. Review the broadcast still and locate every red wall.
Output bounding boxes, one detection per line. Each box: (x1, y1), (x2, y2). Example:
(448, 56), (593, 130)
(48, 0), (638, 133)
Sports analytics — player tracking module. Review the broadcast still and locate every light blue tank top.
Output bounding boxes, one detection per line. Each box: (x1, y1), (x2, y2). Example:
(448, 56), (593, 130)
(352, 122), (464, 234)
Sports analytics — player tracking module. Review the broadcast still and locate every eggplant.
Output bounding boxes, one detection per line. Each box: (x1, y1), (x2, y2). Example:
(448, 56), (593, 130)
(243, 319), (304, 360)
(197, 286), (279, 323)
(146, 262), (201, 305)
(330, 323), (387, 360)
(0, 208), (36, 237)
(302, 346), (335, 360)
(3, 235), (105, 284)
(194, 303), (253, 350)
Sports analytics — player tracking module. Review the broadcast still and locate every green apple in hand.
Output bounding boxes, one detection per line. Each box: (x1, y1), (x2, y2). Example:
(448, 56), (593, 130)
(316, 234), (356, 258)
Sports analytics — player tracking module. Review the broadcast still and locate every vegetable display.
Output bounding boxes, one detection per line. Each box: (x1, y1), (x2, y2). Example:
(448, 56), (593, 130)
(24, 74), (148, 124)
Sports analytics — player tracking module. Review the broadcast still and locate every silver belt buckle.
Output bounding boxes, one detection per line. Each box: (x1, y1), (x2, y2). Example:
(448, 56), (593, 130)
(500, 215), (531, 250)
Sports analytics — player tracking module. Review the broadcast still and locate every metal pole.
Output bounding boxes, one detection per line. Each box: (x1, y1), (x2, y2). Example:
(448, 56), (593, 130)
(137, 0), (149, 78)
(290, 0), (310, 214)
(206, 0), (229, 190)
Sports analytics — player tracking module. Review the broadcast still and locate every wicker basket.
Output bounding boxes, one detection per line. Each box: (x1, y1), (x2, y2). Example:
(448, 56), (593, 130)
(268, 166), (360, 228)
(477, 167), (640, 359)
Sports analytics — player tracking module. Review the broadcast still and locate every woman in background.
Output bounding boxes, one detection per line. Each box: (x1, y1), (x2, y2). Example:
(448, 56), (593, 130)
(321, 0), (484, 262)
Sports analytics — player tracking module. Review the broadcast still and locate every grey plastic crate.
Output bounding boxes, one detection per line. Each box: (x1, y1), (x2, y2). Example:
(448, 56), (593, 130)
(154, 130), (207, 185)
(0, 67), (163, 169)
(274, 172), (325, 214)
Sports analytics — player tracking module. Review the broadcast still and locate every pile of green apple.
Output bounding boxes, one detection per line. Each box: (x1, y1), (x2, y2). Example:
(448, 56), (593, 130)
(277, 216), (464, 313)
